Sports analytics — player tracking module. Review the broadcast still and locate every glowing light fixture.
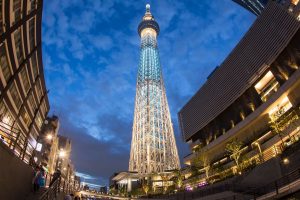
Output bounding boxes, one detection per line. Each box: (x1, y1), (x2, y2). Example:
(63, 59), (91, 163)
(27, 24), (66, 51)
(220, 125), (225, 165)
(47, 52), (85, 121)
(46, 134), (53, 140)
(59, 149), (66, 158)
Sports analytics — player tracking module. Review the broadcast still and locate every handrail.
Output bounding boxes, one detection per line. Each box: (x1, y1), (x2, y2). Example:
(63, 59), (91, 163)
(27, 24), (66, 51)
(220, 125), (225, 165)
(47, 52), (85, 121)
(0, 119), (36, 164)
(39, 177), (61, 200)
(157, 166), (300, 199)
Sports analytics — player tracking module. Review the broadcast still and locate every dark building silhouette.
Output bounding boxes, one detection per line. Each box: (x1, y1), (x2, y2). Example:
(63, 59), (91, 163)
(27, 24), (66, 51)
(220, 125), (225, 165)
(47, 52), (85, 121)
(233, 0), (268, 15)
(232, 0), (299, 15)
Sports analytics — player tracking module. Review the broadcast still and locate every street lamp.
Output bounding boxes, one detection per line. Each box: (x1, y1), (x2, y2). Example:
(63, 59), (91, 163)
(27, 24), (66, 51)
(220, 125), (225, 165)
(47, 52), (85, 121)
(252, 141), (264, 162)
(46, 134), (53, 140)
(59, 149), (66, 158)
(283, 158), (289, 164)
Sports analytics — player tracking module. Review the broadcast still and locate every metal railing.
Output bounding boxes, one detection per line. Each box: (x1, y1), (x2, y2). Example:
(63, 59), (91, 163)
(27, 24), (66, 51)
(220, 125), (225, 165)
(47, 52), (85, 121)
(246, 167), (300, 199)
(0, 121), (35, 164)
(39, 177), (61, 200)
(39, 175), (79, 200)
(157, 166), (300, 200)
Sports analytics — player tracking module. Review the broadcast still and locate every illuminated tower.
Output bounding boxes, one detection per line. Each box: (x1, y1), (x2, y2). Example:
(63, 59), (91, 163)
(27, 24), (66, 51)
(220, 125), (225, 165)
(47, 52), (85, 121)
(129, 4), (180, 174)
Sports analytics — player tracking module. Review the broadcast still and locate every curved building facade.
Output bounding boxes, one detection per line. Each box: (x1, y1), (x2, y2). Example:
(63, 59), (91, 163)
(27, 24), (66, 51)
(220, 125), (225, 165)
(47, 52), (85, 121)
(179, 1), (300, 173)
(0, 0), (49, 163)
(129, 4), (180, 174)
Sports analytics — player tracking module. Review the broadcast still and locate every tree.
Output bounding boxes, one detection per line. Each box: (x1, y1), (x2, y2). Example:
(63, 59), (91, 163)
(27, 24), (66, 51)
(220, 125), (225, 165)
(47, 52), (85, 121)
(193, 149), (210, 178)
(160, 174), (169, 194)
(142, 183), (150, 195)
(142, 176), (151, 195)
(173, 169), (183, 189)
(225, 138), (243, 171)
(269, 106), (300, 149)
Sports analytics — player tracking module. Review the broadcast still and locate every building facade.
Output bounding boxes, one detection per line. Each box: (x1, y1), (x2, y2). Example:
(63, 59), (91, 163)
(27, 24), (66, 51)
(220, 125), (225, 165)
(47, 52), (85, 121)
(57, 135), (72, 176)
(129, 4), (180, 174)
(36, 115), (59, 174)
(232, 0), (267, 15)
(179, 1), (300, 181)
(233, 0), (299, 15)
(0, 0), (49, 164)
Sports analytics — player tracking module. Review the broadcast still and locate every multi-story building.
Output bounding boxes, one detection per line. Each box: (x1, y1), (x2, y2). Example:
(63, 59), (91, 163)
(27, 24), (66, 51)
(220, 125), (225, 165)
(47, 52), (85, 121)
(179, 1), (300, 182)
(35, 115), (59, 174)
(233, 0), (299, 15)
(0, 0), (49, 164)
(232, 0), (268, 15)
(56, 135), (72, 177)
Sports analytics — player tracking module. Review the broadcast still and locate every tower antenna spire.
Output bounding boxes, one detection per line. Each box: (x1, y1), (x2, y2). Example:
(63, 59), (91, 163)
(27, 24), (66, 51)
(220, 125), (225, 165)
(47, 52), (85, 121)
(146, 4), (150, 13)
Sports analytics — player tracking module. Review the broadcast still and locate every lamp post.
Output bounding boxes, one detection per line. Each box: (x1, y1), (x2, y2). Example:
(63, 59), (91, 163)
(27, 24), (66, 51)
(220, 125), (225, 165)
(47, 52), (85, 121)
(253, 142), (264, 162)
(55, 149), (66, 171)
(46, 134), (53, 141)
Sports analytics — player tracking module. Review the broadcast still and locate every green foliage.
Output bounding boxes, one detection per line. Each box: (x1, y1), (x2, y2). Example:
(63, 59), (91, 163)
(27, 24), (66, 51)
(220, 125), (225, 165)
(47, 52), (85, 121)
(270, 108), (299, 134)
(193, 150), (210, 178)
(225, 138), (243, 170)
(142, 183), (150, 195)
(130, 188), (144, 197)
(173, 169), (184, 189)
(118, 185), (127, 196)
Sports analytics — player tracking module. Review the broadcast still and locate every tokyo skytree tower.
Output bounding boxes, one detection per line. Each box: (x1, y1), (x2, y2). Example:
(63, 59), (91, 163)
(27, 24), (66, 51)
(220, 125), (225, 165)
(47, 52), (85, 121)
(129, 4), (180, 174)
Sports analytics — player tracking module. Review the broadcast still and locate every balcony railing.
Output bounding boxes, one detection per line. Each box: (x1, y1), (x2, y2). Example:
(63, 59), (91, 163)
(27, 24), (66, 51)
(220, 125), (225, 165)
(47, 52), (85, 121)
(0, 120), (35, 164)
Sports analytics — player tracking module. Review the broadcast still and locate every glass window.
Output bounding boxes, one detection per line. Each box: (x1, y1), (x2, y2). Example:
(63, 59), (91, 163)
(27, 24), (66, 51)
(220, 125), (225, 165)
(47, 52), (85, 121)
(40, 99), (46, 117)
(28, 92), (37, 113)
(14, 28), (24, 65)
(35, 79), (43, 101)
(27, 0), (36, 14)
(20, 66), (30, 94)
(35, 112), (42, 129)
(0, 101), (15, 143)
(254, 71), (280, 102)
(31, 53), (38, 78)
(9, 82), (22, 110)
(28, 18), (35, 51)
(13, 0), (22, 24)
(0, 0), (3, 34)
(0, 43), (11, 82)
(20, 107), (31, 127)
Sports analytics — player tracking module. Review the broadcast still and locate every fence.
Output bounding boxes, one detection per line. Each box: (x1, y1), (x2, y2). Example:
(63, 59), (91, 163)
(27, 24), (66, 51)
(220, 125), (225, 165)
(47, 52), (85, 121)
(156, 166), (300, 200)
(0, 121), (35, 164)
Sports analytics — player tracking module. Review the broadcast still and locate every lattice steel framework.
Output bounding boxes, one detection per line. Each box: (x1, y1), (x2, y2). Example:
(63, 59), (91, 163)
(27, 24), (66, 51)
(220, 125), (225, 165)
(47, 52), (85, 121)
(129, 4), (180, 174)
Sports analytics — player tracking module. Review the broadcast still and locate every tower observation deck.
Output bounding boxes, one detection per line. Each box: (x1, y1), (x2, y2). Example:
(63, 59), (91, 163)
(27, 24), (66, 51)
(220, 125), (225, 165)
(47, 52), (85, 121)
(129, 4), (180, 174)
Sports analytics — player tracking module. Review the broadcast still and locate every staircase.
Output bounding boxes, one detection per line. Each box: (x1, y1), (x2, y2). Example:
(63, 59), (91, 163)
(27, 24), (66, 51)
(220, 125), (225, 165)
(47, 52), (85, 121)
(25, 187), (47, 200)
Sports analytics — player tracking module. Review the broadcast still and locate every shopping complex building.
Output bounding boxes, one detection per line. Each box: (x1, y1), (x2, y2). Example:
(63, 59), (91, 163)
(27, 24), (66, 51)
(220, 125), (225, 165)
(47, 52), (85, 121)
(0, 1), (79, 199)
(178, 0), (300, 191)
(0, 0), (49, 164)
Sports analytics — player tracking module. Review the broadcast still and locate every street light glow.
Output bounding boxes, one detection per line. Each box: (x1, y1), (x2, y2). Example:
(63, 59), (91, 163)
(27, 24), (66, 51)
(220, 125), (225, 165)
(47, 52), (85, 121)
(46, 134), (53, 140)
(59, 150), (66, 158)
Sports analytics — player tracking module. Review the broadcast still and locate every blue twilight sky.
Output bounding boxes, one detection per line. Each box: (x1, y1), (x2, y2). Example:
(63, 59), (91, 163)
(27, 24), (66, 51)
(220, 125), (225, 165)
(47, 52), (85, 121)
(42, 0), (255, 186)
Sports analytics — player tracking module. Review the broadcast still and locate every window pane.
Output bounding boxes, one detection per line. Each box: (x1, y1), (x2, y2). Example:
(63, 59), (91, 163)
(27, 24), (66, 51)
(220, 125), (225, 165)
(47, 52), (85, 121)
(29, 18), (35, 51)
(0, 101), (15, 145)
(14, 28), (24, 65)
(20, 66), (30, 94)
(31, 53), (38, 78)
(13, 0), (22, 23)
(0, 0), (3, 34)
(35, 112), (42, 129)
(28, 92), (37, 113)
(0, 44), (11, 82)
(20, 107), (31, 127)
(9, 82), (22, 110)
(30, 0), (36, 12)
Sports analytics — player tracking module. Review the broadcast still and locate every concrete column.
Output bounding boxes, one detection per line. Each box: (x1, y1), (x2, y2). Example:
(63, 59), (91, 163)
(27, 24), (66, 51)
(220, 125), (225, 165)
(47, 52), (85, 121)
(127, 178), (132, 192)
